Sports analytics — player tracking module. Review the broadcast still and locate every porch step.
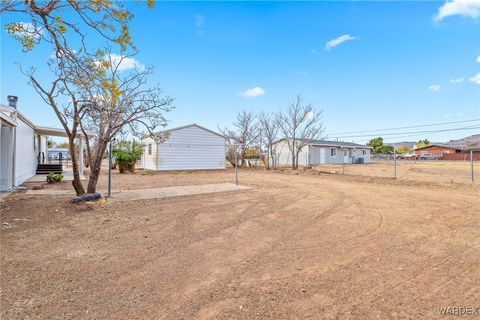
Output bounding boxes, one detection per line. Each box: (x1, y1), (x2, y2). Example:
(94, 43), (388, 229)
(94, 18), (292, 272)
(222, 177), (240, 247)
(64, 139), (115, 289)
(36, 164), (63, 175)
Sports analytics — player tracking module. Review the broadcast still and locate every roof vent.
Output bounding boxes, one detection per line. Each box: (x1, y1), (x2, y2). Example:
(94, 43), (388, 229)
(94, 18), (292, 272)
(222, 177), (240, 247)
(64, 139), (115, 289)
(7, 95), (18, 109)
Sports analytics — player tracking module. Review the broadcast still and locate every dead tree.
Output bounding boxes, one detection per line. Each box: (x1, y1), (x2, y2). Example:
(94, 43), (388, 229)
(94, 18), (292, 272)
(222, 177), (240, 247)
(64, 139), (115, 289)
(259, 112), (280, 170)
(278, 95), (324, 169)
(220, 111), (260, 167)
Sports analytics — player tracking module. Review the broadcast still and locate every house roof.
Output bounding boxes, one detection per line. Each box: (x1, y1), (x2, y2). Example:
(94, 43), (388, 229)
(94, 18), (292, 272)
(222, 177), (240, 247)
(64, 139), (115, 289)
(414, 144), (456, 151)
(1, 104), (93, 137)
(414, 144), (480, 152)
(273, 138), (371, 149)
(143, 123), (227, 140)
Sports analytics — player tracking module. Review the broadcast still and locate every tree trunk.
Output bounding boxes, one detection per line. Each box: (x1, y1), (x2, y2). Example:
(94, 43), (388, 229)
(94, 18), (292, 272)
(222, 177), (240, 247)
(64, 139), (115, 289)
(68, 137), (86, 196)
(86, 143), (107, 194)
(291, 136), (296, 169)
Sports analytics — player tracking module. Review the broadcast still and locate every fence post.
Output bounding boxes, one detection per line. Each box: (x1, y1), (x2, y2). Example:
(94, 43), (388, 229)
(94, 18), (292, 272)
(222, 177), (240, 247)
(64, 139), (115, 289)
(234, 145), (238, 185)
(393, 149), (397, 179)
(343, 150), (345, 174)
(108, 139), (113, 196)
(471, 150), (474, 184)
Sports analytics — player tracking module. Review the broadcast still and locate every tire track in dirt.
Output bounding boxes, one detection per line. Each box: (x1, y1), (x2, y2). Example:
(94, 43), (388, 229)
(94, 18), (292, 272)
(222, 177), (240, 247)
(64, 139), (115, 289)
(319, 224), (479, 319)
(89, 185), (314, 313)
(164, 183), (353, 319)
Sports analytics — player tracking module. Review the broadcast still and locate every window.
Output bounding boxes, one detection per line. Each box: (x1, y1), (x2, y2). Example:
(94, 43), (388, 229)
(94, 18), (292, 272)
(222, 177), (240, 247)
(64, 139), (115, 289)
(362, 150), (367, 155)
(148, 144), (152, 155)
(330, 148), (336, 157)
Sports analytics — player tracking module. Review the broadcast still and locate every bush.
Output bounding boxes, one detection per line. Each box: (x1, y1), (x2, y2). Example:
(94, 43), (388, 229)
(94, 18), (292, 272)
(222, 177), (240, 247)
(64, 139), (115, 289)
(112, 140), (143, 173)
(46, 172), (64, 183)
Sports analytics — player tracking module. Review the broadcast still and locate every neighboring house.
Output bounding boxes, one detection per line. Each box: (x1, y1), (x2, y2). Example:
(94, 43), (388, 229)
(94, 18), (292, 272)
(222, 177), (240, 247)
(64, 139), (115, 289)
(47, 148), (71, 163)
(0, 96), (84, 192)
(414, 144), (480, 160)
(271, 138), (372, 167)
(141, 123), (226, 171)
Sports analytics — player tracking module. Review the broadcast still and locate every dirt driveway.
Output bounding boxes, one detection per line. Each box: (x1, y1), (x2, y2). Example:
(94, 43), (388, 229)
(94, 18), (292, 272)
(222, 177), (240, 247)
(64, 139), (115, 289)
(1, 169), (479, 319)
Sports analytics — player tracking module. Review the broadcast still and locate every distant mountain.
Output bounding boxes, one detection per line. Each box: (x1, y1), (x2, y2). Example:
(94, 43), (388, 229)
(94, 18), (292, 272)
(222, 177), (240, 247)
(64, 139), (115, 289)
(386, 134), (480, 150)
(446, 134), (480, 148)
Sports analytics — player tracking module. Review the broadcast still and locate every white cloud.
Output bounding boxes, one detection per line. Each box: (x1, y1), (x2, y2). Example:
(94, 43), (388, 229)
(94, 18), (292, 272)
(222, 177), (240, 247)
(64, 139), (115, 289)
(477, 55), (480, 63)
(428, 84), (441, 92)
(194, 14), (205, 34)
(434, 0), (480, 21)
(449, 77), (465, 84)
(109, 54), (144, 71)
(324, 34), (356, 51)
(238, 86), (265, 98)
(469, 73), (480, 84)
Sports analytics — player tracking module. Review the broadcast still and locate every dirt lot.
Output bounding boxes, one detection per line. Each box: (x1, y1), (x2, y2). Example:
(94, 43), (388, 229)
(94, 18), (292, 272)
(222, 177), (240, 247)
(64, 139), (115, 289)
(316, 160), (480, 184)
(1, 167), (479, 319)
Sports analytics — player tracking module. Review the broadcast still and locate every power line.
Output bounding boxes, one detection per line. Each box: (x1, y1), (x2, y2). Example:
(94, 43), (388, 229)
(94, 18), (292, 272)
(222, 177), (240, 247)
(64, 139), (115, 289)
(326, 119), (480, 136)
(353, 126), (480, 143)
(328, 124), (480, 139)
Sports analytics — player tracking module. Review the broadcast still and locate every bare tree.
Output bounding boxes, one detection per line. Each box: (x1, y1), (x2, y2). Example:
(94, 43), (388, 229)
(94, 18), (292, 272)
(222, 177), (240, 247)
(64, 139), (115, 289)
(278, 95), (324, 169)
(26, 50), (173, 195)
(259, 112), (280, 170)
(220, 111), (260, 167)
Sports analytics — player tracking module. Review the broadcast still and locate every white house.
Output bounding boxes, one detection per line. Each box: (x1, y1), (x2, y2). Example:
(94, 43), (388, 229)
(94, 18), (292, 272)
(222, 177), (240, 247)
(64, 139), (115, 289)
(141, 123), (226, 171)
(0, 96), (84, 192)
(271, 138), (372, 167)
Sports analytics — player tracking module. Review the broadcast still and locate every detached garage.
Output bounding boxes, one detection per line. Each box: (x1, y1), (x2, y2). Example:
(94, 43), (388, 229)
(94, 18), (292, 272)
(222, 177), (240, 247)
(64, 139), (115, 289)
(141, 123), (226, 171)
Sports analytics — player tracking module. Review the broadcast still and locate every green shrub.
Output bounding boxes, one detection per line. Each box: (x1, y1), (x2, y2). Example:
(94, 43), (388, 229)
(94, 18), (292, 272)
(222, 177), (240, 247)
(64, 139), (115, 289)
(46, 172), (64, 183)
(112, 140), (143, 173)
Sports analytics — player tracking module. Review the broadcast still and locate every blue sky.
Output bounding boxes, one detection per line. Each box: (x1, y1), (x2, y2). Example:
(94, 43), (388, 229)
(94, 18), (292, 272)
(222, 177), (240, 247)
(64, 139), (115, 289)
(1, 1), (479, 144)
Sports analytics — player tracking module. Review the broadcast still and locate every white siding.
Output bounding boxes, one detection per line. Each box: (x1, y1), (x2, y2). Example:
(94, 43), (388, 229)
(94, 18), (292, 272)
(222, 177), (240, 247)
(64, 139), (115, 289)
(272, 140), (308, 167)
(142, 125), (226, 171)
(274, 140), (371, 166)
(14, 118), (37, 185)
(1, 125), (14, 191)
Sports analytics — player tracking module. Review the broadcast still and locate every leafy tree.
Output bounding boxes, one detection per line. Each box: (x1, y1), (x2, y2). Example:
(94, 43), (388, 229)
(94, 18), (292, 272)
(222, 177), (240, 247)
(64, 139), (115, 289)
(396, 145), (409, 154)
(47, 138), (55, 148)
(367, 137), (394, 154)
(380, 145), (394, 154)
(57, 141), (69, 148)
(1, 1), (153, 54)
(417, 139), (430, 148)
(244, 147), (261, 159)
(112, 141), (143, 173)
(367, 137), (384, 154)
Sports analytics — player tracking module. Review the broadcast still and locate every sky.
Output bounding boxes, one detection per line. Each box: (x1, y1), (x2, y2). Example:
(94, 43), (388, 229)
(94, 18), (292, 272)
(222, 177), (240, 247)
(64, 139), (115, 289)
(1, 0), (479, 144)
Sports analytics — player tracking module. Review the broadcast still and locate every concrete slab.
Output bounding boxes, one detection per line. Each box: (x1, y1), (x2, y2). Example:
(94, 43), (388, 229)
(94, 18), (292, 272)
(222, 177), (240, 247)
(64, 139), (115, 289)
(26, 183), (250, 201)
(26, 168), (86, 183)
